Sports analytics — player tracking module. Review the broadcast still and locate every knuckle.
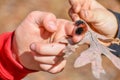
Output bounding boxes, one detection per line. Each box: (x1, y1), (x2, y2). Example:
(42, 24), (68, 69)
(28, 11), (55, 18)
(29, 11), (40, 16)
(27, 11), (41, 20)
(45, 12), (56, 19)
(47, 12), (55, 17)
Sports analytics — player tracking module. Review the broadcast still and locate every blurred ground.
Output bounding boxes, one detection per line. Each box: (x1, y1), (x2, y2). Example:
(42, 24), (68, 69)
(0, 0), (120, 80)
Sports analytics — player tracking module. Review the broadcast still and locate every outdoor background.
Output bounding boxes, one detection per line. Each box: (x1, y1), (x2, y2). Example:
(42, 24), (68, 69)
(0, 0), (120, 80)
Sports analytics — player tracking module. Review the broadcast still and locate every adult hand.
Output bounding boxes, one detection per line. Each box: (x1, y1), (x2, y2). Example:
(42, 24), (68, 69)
(69, 0), (118, 38)
(12, 11), (77, 73)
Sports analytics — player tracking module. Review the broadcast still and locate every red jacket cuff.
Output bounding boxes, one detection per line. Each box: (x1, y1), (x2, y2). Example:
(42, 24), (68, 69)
(0, 32), (34, 80)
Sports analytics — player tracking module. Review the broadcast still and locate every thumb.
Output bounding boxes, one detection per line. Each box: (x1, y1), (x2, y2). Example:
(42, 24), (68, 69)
(27, 11), (57, 32)
(80, 9), (106, 23)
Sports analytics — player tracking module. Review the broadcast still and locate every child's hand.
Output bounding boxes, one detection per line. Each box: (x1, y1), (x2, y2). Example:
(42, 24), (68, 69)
(69, 0), (118, 38)
(12, 11), (79, 73)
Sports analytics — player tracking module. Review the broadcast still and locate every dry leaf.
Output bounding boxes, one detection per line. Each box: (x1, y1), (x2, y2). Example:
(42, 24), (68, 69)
(60, 22), (120, 79)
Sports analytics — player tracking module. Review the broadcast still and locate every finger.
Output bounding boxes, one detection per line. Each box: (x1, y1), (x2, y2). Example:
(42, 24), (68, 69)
(49, 59), (66, 74)
(39, 59), (66, 73)
(39, 64), (53, 71)
(69, 0), (81, 13)
(80, 9), (105, 23)
(69, 8), (80, 21)
(53, 19), (79, 43)
(52, 19), (75, 43)
(27, 11), (57, 32)
(64, 21), (75, 36)
(30, 42), (65, 56)
(34, 56), (61, 64)
(72, 23), (87, 43)
(80, 9), (118, 37)
(81, 0), (91, 10)
(72, 34), (84, 42)
(64, 20), (87, 43)
(69, 0), (77, 6)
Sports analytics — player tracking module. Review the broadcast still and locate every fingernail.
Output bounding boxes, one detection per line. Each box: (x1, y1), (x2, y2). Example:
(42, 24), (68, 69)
(48, 21), (56, 31)
(30, 43), (36, 51)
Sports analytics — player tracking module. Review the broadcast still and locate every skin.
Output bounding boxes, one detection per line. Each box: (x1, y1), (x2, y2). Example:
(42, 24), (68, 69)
(11, 0), (118, 74)
(12, 11), (79, 74)
(69, 0), (118, 40)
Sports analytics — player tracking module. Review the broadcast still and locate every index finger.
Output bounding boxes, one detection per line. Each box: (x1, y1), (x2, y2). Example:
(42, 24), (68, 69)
(64, 20), (87, 43)
(30, 42), (66, 56)
(69, 0), (91, 13)
(69, 0), (81, 13)
(72, 20), (88, 42)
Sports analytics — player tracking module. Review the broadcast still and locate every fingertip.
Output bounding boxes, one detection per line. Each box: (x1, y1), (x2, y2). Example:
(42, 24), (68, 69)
(65, 22), (74, 36)
(80, 10), (89, 20)
(49, 59), (66, 74)
(43, 14), (57, 32)
(69, 0), (81, 13)
(69, 8), (80, 21)
(46, 21), (57, 32)
(39, 64), (53, 71)
(73, 3), (81, 13)
(72, 35), (84, 43)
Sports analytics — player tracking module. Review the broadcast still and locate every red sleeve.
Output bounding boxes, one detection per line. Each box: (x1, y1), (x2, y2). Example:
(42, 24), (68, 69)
(0, 32), (33, 80)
